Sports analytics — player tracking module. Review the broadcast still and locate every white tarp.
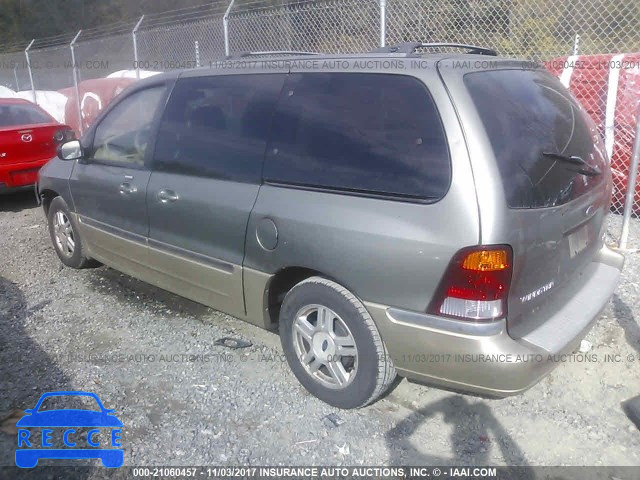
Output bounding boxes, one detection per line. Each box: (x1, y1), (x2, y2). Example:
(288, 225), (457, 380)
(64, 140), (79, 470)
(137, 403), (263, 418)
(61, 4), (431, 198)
(0, 86), (18, 98)
(106, 69), (162, 79)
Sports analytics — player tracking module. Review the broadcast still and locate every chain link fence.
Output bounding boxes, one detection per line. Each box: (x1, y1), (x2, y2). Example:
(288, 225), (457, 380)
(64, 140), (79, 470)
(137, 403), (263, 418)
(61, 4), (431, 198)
(229, 0), (380, 54)
(1, 0), (639, 248)
(137, 9), (227, 71)
(75, 31), (137, 82)
(0, 49), (30, 92)
(28, 42), (75, 91)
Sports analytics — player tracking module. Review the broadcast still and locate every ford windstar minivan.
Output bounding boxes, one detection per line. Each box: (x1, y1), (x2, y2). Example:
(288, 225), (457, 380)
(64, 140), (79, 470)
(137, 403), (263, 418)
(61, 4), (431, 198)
(37, 43), (624, 408)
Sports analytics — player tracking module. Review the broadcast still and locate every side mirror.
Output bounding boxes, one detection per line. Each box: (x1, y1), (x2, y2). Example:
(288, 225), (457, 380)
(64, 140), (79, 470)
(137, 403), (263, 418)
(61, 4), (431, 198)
(58, 140), (84, 161)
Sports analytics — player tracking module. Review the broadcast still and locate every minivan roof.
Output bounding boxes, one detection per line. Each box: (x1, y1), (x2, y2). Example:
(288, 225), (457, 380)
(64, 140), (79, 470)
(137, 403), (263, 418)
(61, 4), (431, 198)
(133, 47), (542, 88)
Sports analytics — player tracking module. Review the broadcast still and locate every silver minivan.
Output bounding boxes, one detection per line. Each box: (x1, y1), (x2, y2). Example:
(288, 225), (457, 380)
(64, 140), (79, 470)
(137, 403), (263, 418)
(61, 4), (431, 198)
(38, 43), (624, 408)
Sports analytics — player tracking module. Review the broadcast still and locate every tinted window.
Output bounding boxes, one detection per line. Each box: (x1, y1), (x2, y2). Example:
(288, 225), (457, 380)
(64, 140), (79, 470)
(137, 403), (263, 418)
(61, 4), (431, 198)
(263, 73), (450, 200)
(0, 103), (52, 127)
(91, 86), (166, 167)
(464, 69), (606, 208)
(154, 74), (286, 183)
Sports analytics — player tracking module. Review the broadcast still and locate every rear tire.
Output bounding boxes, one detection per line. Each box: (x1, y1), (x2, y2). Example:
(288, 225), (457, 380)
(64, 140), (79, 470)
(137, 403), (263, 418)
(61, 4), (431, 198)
(280, 276), (397, 409)
(47, 196), (99, 269)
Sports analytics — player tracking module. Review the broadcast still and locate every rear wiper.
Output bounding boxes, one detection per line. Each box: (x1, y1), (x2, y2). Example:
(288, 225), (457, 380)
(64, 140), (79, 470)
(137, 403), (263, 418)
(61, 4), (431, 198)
(542, 152), (602, 177)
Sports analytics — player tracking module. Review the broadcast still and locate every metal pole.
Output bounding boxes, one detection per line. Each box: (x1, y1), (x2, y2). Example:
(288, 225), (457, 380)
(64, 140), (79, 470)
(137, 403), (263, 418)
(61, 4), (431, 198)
(287, 7), (292, 51)
(195, 41), (201, 67)
(133, 15), (145, 80)
(380, 0), (387, 48)
(70, 30), (83, 136)
(224, 0), (236, 57)
(619, 110), (640, 249)
(13, 66), (19, 91)
(24, 39), (36, 104)
(573, 33), (580, 56)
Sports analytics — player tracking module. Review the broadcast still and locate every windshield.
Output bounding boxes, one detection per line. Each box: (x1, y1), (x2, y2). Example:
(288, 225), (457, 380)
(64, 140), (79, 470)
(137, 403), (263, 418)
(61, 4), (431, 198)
(464, 69), (606, 209)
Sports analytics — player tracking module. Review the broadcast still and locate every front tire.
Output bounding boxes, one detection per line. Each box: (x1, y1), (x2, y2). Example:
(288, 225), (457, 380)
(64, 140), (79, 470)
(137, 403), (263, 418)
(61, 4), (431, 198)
(47, 196), (98, 269)
(280, 276), (397, 409)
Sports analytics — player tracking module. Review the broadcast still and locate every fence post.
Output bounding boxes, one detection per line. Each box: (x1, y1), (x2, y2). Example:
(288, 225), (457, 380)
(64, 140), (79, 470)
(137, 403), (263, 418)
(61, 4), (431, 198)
(13, 66), (19, 91)
(619, 110), (640, 249)
(224, 0), (236, 57)
(380, 0), (387, 47)
(573, 34), (580, 55)
(24, 39), (36, 104)
(133, 15), (145, 80)
(70, 30), (83, 136)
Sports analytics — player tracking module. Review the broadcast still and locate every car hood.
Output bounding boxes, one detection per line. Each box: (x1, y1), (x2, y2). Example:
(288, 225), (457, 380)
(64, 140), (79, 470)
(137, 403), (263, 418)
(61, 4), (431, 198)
(16, 410), (123, 427)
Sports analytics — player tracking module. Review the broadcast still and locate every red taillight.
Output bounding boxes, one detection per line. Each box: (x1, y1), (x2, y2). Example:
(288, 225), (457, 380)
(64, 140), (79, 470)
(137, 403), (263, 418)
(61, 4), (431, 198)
(427, 245), (513, 321)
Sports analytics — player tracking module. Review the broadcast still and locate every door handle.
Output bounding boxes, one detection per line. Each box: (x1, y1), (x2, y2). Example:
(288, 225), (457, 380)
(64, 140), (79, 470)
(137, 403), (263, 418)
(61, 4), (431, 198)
(157, 189), (179, 203)
(119, 182), (138, 195)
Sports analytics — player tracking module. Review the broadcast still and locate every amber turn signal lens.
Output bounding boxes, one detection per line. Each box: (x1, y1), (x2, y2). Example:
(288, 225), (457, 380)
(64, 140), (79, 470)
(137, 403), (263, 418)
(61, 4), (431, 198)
(461, 249), (509, 272)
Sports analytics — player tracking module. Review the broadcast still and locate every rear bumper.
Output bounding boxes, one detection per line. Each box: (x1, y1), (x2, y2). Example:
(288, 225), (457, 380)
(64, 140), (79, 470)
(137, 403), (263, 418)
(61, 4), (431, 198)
(365, 244), (624, 397)
(0, 158), (50, 189)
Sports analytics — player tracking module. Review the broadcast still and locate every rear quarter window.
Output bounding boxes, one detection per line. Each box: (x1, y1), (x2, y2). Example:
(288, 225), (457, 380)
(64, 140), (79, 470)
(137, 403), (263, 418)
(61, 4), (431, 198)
(464, 69), (606, 209)
(263, 73), (451, 200)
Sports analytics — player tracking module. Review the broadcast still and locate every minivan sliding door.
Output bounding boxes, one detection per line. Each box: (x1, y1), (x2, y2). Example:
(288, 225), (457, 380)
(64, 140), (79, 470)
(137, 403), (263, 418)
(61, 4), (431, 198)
(146, 71), (287, 318)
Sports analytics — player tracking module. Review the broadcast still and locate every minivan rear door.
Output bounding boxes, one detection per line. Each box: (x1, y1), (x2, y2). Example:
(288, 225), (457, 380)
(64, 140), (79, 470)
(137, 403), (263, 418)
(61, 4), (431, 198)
(146, 70), (287, 319)
(439, 60), (611, 336)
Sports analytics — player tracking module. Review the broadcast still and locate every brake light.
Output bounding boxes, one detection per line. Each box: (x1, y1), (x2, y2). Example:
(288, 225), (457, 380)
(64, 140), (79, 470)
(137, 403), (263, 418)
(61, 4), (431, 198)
(427, 245), (513, 321)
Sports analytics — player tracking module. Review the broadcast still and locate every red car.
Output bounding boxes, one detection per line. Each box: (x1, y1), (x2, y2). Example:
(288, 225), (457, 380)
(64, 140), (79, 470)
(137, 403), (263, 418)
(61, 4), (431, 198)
(59, 77), (136, 135)
(0, 98), (74, 192)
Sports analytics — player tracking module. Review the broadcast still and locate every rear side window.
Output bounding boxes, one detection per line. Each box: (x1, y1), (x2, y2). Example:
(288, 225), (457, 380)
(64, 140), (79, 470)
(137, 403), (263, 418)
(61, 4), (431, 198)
(464, 69), (606, 209)
(154, 74), (286, 183)
(263, 73), (450, 200)
(0, 103), (52, 127)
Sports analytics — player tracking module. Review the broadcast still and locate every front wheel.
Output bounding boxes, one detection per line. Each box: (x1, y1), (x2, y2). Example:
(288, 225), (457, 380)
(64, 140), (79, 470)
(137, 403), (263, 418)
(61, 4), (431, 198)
(280, 276), (397, 409)
(47, 196), (99, 269)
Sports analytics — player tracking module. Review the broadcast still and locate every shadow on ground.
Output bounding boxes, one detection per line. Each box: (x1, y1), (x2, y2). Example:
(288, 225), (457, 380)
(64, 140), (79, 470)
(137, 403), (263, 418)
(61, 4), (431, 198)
(0, 190), (38, 213)
(612, 294), (640, 433)
(0, 276), (94, 478)
(612, 294), (640, 354)
(86, 267), (212, 320)
(385, 395), (532, 476)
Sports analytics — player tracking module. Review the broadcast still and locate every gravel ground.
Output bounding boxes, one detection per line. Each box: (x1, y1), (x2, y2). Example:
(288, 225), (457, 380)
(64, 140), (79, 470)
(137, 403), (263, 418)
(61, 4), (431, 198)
(1, 190), (639, 471)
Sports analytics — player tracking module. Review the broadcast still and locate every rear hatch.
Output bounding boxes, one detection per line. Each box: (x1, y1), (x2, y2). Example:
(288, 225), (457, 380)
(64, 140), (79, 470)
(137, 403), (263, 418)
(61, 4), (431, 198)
(442, 61), (611, 336)
(0, 102), (63, 164)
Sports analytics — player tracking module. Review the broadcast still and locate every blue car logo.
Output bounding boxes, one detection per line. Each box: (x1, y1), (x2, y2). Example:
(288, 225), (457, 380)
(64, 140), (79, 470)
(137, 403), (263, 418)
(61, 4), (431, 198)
(15, 391), (123, 468)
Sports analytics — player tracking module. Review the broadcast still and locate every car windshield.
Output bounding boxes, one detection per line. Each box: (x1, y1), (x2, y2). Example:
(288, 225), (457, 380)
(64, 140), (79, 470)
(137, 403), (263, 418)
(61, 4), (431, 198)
(37, 395), (101, 412)
(0, 103), (52, 127)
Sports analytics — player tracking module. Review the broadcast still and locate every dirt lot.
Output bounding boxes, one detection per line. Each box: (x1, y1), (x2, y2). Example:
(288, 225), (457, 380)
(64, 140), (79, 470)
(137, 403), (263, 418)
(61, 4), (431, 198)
(1, 190), (639, 469)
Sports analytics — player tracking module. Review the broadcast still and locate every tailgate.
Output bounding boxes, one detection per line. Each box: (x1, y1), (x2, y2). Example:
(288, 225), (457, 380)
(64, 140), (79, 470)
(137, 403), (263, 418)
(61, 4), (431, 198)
(451, 65), (612, 335)
(0, 123), (61, 164)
